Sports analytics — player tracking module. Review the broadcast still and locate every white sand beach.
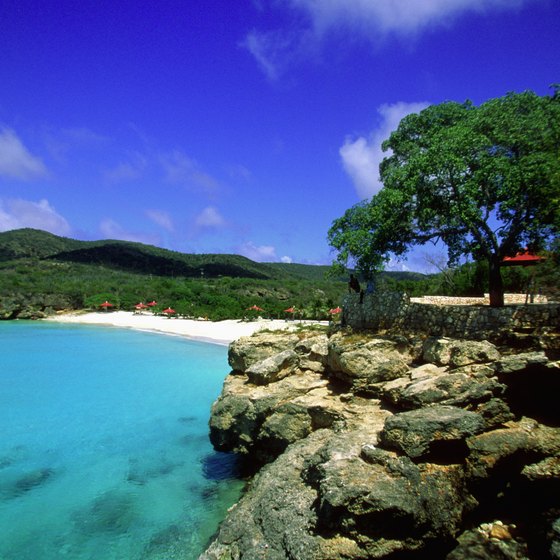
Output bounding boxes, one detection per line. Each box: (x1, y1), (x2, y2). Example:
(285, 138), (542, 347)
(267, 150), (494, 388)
(45, 311), (325, 345)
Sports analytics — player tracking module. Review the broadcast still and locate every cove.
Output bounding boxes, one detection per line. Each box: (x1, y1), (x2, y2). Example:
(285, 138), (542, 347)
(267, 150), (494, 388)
(0, 321), (243, 560)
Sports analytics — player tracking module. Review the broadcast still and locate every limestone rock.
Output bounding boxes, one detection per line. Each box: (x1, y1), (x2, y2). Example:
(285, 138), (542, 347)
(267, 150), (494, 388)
(495, 351), (550, 374)
(257, 386), (349, 456)
(327, 334), (410, 394)
(228, 332), (301, 372)
(379, 405), (485, 459)
(382, 366), (504, 413)
(305, 439), (475, 557)
(446, 521), (528, 560)
(521, 456), (560, 482)
(423, 337), (500, 367)
(466, 418), (560, 480)
(295, 334), (329, 373)
(200, 430), (330, 560)
(209, 372), (328, 457)
(246, 349), (299, 385)
(204, 328), (560, 559)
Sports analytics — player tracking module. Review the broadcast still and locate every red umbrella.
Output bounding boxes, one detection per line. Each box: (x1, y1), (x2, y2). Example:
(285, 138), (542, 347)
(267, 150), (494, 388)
(284, 306), (295, 313)
(135, 302), (149, 310)
(162, 307), (176, 315)
(502, 250), (545, 266)
(147, 300), (157, 307)
(329, 306), (342, 314)
(248, 305), (264, 312)
(100, 301), (114, 310)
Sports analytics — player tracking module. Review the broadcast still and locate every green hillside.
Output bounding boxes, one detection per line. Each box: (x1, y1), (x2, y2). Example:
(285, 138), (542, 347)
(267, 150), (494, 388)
(0, 229), (347, 319)
(0, 229), (282, 279)
(0, 228), (459, 321)
(0, 228), (82, 260)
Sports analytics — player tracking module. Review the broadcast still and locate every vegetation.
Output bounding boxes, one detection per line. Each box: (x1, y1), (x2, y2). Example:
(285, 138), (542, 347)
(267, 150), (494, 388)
(329, 88), (560, 307)
(1, 228), (556, 321)
(0, 229), (350, 320)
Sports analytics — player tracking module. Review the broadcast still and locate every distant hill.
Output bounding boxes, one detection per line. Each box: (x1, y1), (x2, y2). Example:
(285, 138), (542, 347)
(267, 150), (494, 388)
(266, 262), (335, 281)
(0, 229), (282, 279)
(0, 228), (82, 260)
(0, 229), (436, 320)
(0, 228), (428, 283)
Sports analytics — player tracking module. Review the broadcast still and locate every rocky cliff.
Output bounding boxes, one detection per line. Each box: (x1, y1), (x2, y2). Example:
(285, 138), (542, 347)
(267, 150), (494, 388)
(201, 327), (560, 559)
(0, 293), (78, 319)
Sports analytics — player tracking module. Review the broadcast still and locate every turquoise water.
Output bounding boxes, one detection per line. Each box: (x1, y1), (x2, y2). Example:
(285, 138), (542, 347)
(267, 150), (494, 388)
(0, 322), (243, 560)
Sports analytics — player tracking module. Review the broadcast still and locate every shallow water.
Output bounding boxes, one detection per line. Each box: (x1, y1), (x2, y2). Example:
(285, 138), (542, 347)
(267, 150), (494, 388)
(0, 322), (243, 560)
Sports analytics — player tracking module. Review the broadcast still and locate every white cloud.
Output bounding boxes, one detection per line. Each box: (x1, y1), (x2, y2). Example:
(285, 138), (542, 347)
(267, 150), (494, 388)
(237, 241), (278, 262)
(281, 255), (293, 263)
(194, 206), (227, 229)
(146, 209), (174, 232)
(340, 101), (429, 199)
(0, 198), (71, 235)
(99, 218), (160, 245)
(243, 29), (306, 81)
(0, 128), (48, 180)
(245, 0), (529, 77)
(160, 150), (220, 193)
(244, 31), (281, 81)
(385, 257), (411, 272)
(290, 0), (527, 35)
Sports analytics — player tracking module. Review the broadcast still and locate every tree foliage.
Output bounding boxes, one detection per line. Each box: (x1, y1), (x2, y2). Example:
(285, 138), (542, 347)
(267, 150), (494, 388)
(329, 88), (560, 306)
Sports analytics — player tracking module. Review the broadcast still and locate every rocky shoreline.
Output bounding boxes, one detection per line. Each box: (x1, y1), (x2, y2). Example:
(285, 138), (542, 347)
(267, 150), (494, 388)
(201, 327), (560, 559)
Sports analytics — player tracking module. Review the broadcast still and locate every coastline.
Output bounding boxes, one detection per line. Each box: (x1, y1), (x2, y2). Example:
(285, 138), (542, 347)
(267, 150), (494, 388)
(43, 310), (326, 345)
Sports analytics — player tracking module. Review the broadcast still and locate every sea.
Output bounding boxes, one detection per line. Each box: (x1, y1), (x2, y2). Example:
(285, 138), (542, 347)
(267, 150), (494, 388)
(0, 321), (244, 560)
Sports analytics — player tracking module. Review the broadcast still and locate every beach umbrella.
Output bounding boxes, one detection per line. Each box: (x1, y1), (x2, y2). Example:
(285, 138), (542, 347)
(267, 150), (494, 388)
(501, 250), (545, 267)
(284, 306), (295, 313)
(247, 305), (264, 312)
(100, 301), (114, 310)
(162, 307), (176, 315)
(147, 300), (157, 307)
(329, 306), (342, 314)
(501, 250), (546, 303)
(135, 302), (149, 310)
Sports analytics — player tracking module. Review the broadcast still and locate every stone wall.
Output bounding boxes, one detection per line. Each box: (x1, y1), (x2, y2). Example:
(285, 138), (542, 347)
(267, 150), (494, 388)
(342, 292), (560, 340)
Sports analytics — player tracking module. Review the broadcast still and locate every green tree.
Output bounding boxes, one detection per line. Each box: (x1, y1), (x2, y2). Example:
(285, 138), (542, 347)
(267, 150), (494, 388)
(329, 89), (560, 306)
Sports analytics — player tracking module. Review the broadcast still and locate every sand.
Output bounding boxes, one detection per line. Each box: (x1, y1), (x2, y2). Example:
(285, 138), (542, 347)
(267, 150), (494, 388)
(44, 311), (326, 345)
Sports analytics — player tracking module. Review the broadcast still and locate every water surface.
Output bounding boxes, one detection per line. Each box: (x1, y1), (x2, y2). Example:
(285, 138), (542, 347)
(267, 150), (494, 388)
(0, 322), (243, 559)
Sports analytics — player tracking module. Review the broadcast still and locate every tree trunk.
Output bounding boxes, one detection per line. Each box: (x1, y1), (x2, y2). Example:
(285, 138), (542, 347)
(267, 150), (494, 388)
(488, 256), (505, 307)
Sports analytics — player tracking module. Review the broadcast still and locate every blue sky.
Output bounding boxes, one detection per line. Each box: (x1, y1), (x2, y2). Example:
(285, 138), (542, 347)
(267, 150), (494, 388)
(0, 0), (558, 272)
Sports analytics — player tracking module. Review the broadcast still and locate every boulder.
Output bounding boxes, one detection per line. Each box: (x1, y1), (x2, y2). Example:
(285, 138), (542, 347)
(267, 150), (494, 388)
(305, 441), (475, 557)
(295, 334), (329, 373)
(446, 521), (529, 560)
(204, 328), (560, 559)
(228, 332), (301, 372)
(466, 418), (560, 481)
(495, 351), (550, 374)
(379, 405), (485, 460)
(246, 349), (299, 385)
(381, 364), (505, 413)
(200, 430), (331, 560)
(423, 337), (500, 368)
(327, 334), (410, 394)
(209, 372), (328, 457)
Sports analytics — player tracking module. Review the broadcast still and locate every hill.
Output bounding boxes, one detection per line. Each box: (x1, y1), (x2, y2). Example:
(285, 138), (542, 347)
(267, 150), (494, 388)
(0, 228), (283, 279)
(0, 229), (433, 320)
